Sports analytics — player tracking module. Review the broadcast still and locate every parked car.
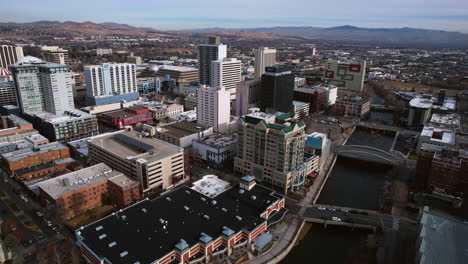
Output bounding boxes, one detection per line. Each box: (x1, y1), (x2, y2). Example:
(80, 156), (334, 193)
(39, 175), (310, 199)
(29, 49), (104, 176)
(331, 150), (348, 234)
(317, 206), (326, 211)
(332, 217), (342, 222)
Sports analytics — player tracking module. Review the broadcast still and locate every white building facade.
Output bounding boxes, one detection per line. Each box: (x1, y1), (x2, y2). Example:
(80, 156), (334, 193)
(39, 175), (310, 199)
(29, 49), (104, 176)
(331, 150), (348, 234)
(211, 58), (241, 100)
(84, 63), (137, 97)
(254, 47), (276, 78)
(196, 85), (231, 133)
(11, 56), (74, 115)
(0, 45), (24, 70)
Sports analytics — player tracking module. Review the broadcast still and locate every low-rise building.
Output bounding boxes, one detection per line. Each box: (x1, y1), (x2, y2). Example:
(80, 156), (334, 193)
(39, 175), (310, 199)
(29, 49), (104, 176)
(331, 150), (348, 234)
(1, 141), (73, 182)
(38, 163), (140, 219)
(137, 77), (161, 95)
(305, 132), (331, 170)
(24, 109), (99, 143)
(0, 115), (36, 142)
(75, 176), (286, 264)
(100, 105), (153, 129)
(88, 131), (186, 193)
(192, 133), (237, 168)
(168, 110), (197, 122)
(416, 126), (455, 152)
(293, 101), (309, 119)
(332, 96), (371, 118)
(154, 121), (212, 148)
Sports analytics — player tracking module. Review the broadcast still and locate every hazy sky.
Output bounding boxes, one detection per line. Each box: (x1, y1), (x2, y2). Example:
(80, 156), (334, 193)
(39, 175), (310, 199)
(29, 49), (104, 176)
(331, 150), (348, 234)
(1, 0), (468, 32)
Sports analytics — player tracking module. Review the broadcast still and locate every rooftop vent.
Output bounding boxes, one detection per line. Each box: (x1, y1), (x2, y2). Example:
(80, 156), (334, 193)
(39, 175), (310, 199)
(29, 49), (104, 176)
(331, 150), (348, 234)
(95, 225), (103, 231)
(239, 189), (245, 194)
(211, 200), (217, 205)
(141, 208), (148, 213)
(221, 208), (228, 213)
(184, 206), (190, 211)
(185, 190), (191, 194)
(251, 195), (257, 200)
(166, 197), (172, 202)
(203, 215), (210, 220)
(108, 241), (116, 248)
(236, 216), (242, 221)
(99, 234), (107, 240)
(120, 251), (128, 257)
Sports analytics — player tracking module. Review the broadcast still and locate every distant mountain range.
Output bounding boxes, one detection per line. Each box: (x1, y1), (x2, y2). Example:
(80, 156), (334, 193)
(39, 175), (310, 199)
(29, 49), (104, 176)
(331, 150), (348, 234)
(0, 21), (168, 37)
(181, 25), (468, 48)
(2, 21), (468, 47)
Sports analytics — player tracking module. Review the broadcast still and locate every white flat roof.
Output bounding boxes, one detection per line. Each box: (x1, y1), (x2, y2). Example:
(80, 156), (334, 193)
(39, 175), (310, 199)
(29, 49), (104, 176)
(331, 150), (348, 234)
(421, 126), (455, 145)
(191, 175), (230, 198)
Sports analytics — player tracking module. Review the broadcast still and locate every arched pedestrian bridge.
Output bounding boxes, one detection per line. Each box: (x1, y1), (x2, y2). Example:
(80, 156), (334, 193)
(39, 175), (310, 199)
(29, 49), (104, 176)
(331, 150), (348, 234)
(333, 144), (405, 166)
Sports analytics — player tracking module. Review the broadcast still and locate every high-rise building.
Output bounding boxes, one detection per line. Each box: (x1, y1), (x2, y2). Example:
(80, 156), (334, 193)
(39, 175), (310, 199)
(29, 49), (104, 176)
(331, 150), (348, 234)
(41, 46), (70, 65)
(324, 59), (366, 92)
(11, 56), (74, 115)
(84, 63), (139, 105)
(197, 38), (227, 86)
(259, 65), (294, 112)
(211, 58), (241, 100)
(0, 45), (24, 70)
(234, 111), (307, 193)
(196, 85), (231, 133)
(235, 78), (261, 116)
(254, 47), (276, 78)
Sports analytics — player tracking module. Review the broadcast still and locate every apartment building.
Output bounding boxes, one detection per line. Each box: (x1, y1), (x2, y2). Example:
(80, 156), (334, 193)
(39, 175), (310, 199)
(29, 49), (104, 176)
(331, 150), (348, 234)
(198, 37), (227, 85)
(254, 47), (276, 78)
(197, 85), (231, 133)
(38, 163), (140, 219)
(211, 58), (241, 100)
(234, 111), (307, 193)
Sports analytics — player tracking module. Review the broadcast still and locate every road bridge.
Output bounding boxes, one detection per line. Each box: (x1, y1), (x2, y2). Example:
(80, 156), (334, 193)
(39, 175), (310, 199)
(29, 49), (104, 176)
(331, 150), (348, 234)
(333, 144), (405, 165)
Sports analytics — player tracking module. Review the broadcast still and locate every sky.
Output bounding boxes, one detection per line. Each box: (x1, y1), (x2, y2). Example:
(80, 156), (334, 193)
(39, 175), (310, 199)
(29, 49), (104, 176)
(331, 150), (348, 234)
(1, 0), (468, 32)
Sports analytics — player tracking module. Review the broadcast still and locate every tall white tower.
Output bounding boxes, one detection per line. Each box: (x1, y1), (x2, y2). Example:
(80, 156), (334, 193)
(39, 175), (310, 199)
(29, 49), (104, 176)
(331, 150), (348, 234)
(196, 85), (231, 133)
(211, 58), (241, 100)
(84, 63), (137, 97)
(254, 47), (276, 78)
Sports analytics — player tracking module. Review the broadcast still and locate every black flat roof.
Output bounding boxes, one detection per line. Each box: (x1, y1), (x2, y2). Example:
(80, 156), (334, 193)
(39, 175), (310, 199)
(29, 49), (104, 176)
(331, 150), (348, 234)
(77, 184), (283, 264)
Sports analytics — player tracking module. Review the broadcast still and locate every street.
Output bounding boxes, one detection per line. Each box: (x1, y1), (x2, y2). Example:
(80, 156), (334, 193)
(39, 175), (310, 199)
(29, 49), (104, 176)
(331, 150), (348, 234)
(0, 168), (65, 263)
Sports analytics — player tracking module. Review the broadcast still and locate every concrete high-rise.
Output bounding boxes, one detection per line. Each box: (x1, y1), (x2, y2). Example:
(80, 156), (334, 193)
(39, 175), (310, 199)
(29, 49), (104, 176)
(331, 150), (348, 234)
(196, 85), (231, 133)
(234, 111), (307, 193)
(211, 58), (241, 100)
(84, 63), (139, 105)
(197, 37), (227, 86)
(254, 47), (276, 78)
(259, 65), (294, 112)
(0, 45), (24, 70)
(11, 56), (74, 115)
(41, 46), (70, 65)
(324, 59), (366, 92)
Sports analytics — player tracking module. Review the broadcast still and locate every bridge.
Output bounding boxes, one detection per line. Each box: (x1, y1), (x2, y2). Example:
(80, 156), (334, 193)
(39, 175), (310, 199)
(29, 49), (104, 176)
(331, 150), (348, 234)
(333, 144), (405, 165)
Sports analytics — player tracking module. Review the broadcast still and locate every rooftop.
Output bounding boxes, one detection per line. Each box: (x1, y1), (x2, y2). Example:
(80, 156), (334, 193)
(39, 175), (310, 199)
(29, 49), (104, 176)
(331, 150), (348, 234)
(38, 163), (122, 200)
(419, 208), (468, 264)
(88, 131), (183, 162)
(157, 122), (209, 139)
(195, 133), (237, 149)
(421, 126), (455, 145)
(1, 141), (68, 163)
(1, 114), (31, 127)
(430, 113), (460, 128)
(158, 65), (198, 72)
(35, 109), (96, 124)
(191, 175), (230, 198)
(76, 182), (283, 264)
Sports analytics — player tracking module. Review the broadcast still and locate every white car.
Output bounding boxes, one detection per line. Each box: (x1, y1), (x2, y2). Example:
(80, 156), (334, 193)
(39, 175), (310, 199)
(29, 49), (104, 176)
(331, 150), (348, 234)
(327, 207), (336, 212)
(317, 206), (326, 211)
(36, 211), (44, 217)
(46, 221), (52, 227)
(340, 208), (349, 213)
(332, 217), (342, 222)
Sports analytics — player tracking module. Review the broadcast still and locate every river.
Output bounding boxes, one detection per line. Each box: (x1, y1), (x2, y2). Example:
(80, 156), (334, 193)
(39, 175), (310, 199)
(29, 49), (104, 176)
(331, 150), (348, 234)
(280, 224), (375, 264)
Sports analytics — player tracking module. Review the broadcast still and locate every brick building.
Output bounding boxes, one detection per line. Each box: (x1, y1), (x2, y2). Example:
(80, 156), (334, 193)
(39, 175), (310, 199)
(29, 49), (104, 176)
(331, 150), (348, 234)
(1, 141), (73, 181)
(38, 163), (140, 219)
(293, 88), (325, 113)
(100, 105), (153, 128)
(416, 144), (468, 193)
(75, 176), (286, 264)
(332, 96), (371, 118)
